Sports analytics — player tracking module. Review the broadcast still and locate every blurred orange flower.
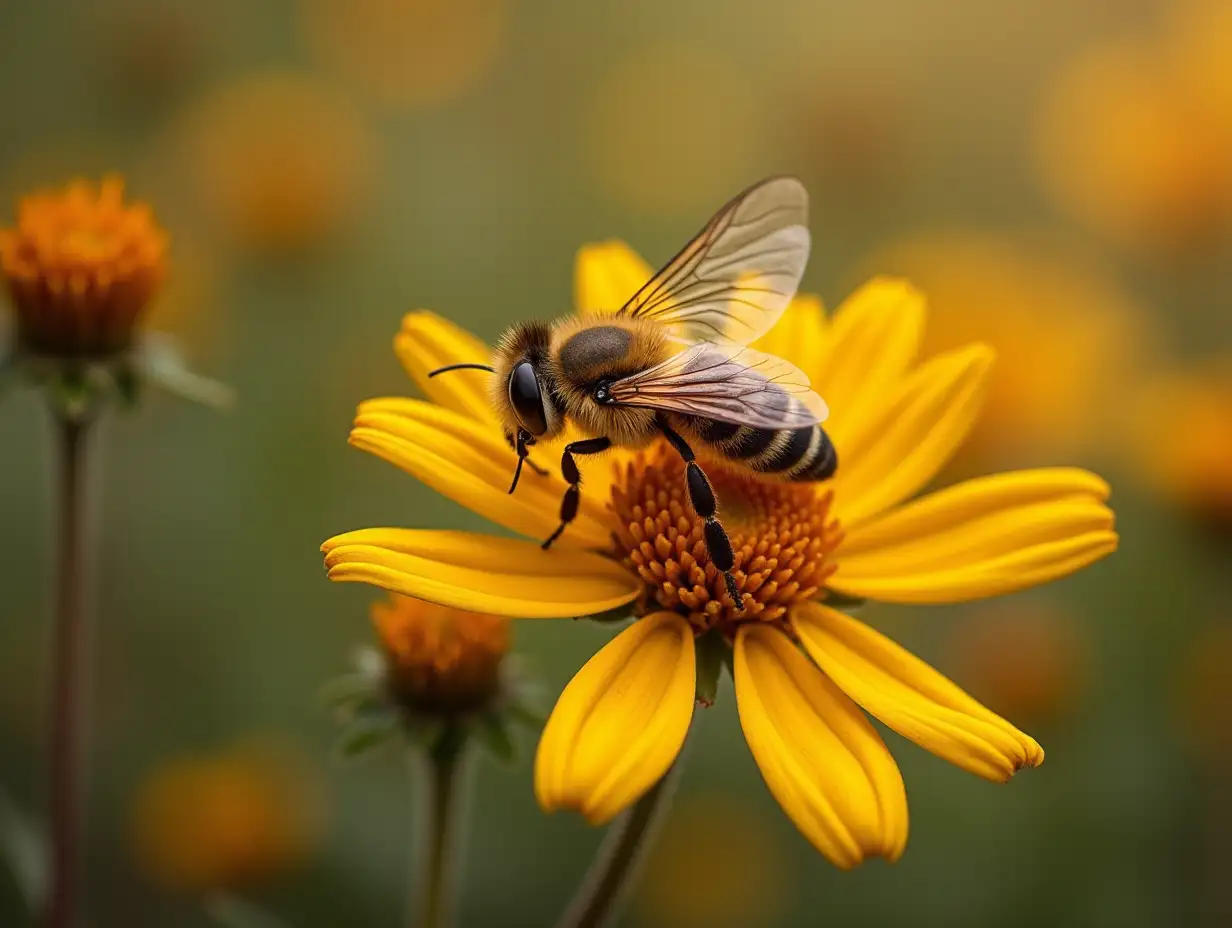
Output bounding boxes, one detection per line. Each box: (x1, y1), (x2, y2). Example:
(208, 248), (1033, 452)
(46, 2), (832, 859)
(298, 0), (506, 111)
(178, 72), (378, 253)
(944, 600), (1088, 726)
(0, 176), (166, 357)
(1176, 621), (1232, 771)
(371, 593), (511, 712)
(1129, 359), (1232, 529)
(866, 232), (1145, 471)
(636, 792), (784, 928)
(585, 43), (768, 217)
(1035, 2), (1232, 254)
(132, 741), (323, 894)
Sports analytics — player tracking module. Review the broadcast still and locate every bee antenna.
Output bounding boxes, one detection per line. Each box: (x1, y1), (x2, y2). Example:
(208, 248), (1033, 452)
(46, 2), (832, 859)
(428, 363), (496, 378)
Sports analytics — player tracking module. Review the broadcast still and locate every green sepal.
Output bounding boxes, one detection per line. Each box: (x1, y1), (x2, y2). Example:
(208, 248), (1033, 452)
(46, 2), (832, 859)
(204, 891), (292, 928)
(694, 628), (728, 707)
(136, 333), (233, 409)
(332, 704), (399, 762)
(823, 592), (868, 612)
(470, 712), (517, 763)
(0, 788), (46, 915)
(583, 606), (636, 625)
(319, 671), (382, 717)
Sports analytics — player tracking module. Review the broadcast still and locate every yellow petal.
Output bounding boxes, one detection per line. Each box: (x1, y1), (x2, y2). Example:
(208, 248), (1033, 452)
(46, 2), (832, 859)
(751, 294), (829, 385)
(734, 624), (908, 869)
(349, 398), (612, 549)
(814, 277), (925, 433)
(394, 311), (496, 423)
(831, 468), (1118, 604)
(535, 612), (695, 824)
(573, 240), (654, 315)
(792, 602), (1044, 782)
(832, 344), (995, 527)
(321, 529), (641, 618)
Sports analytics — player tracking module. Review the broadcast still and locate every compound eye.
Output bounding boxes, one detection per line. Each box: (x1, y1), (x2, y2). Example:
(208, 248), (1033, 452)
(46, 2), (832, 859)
(508, 361), (547, 436)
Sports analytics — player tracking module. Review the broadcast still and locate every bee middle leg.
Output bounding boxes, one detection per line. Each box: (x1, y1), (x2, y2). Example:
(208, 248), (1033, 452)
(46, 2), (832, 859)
(542, 436), (612, 550)
(657, 417), (744, 611)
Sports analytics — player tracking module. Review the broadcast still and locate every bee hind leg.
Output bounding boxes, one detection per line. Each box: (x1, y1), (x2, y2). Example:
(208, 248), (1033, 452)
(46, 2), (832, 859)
(657, 418), (744, 612)
(542, 436), (612, 550)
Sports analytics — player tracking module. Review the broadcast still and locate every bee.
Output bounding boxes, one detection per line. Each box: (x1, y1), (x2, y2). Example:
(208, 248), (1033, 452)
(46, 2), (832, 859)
(430, 177), (835, 609)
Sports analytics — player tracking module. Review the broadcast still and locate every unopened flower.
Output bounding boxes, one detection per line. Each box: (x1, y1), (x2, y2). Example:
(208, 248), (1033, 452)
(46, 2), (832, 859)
(1, 176), (165, 358)
(327, 594), (536, 762)
(323, 244), (1117, 868)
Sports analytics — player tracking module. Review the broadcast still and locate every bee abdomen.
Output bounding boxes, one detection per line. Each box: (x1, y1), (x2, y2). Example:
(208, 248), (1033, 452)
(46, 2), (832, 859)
(688, 418), (838, 482)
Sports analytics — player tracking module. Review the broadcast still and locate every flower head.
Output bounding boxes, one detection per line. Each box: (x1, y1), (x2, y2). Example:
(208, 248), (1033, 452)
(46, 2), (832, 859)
(322, 244), (1117, 868)
(327, 594), (534, 764)
(371, 593), (510, 712)
(1, 176), (166, 357)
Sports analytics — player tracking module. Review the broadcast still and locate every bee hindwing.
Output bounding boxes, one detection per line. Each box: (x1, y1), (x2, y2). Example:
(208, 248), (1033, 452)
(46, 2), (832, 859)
(607, 342), (828, 430)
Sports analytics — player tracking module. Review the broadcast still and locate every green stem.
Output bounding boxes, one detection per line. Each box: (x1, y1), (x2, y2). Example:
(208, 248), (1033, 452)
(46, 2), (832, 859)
(44, 414), (93, 928)
(554, 764), (682, 928)
(411, 736), (467, 928)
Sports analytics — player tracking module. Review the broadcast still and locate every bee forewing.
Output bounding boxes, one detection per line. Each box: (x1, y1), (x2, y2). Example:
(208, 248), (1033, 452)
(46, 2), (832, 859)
(619, 177), (810, 346)
(608, 342), (828, 430)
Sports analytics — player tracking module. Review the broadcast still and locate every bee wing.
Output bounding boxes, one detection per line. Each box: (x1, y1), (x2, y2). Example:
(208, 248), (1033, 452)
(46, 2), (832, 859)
(617, 177), (810, 346)
(608, 343), (829, 430)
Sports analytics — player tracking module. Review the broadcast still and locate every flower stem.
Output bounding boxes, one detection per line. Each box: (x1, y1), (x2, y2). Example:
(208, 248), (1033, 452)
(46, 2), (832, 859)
(554, 763), (681, 928)
(44, 414), (94, 928)
(410, 734), (467, 928)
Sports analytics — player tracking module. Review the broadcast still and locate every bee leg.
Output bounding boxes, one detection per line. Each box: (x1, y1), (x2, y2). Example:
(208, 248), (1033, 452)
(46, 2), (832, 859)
(542, 436), (613, 550)
(504, 431), (548, 477)
(658, 418), (744, 611)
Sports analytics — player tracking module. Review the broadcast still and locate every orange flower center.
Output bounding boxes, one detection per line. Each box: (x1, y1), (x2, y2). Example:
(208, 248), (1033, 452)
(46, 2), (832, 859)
(370, 594), (510, 712)
(610, 444), (842, 635)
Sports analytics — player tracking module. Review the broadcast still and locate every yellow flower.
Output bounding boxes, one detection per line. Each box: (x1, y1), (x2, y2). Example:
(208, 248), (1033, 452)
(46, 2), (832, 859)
(322, 243), (1118, 867)
(131, 741), (322, 894)
(1128, 359), (1232, 529)
(1035, 2), (1232, 255)
(866, 232), (1146, 470)
(0, 176), (166, 357)
(371, 593), (510, 712)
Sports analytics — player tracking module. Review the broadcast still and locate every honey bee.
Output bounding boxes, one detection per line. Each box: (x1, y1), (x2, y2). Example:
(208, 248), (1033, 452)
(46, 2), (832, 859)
(430, 177), (835, 609)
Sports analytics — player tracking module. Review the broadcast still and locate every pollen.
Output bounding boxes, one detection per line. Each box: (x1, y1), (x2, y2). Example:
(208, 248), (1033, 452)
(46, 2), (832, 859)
(0, 176), (167, 357)
(610, 445), (843, 634)
(370, 594), (511, 712)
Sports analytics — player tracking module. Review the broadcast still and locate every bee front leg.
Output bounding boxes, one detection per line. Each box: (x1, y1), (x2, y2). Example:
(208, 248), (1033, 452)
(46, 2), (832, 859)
(504, 431), (548, 478)
(658, 418), (744, 612)
(542, 437), (613, 550)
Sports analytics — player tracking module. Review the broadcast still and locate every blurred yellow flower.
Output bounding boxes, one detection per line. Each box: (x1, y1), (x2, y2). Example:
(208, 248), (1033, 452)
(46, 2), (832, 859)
(298, 0), (506, 111)
(178, 72), (378, 253)
(0, 176), (166, 357)
(371, 593), (510, 712)
(585, 43), (767, 217)
(132, 741), (322, 894)
(636, 792), (784, 928)
(867, 232), (1145, 470)
(323, 245), (1119, 868)
(944, 600), (1088, 726)
(1129, 359), (1232, 529)
(1035, 7), (1232, 254)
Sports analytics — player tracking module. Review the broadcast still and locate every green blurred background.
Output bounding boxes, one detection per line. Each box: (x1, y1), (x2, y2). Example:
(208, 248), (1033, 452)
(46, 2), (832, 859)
(1, 0), (1230, 925)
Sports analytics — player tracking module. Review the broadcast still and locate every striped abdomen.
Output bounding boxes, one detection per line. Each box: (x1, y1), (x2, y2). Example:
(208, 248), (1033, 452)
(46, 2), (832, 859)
(683, 416), (837, 482)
